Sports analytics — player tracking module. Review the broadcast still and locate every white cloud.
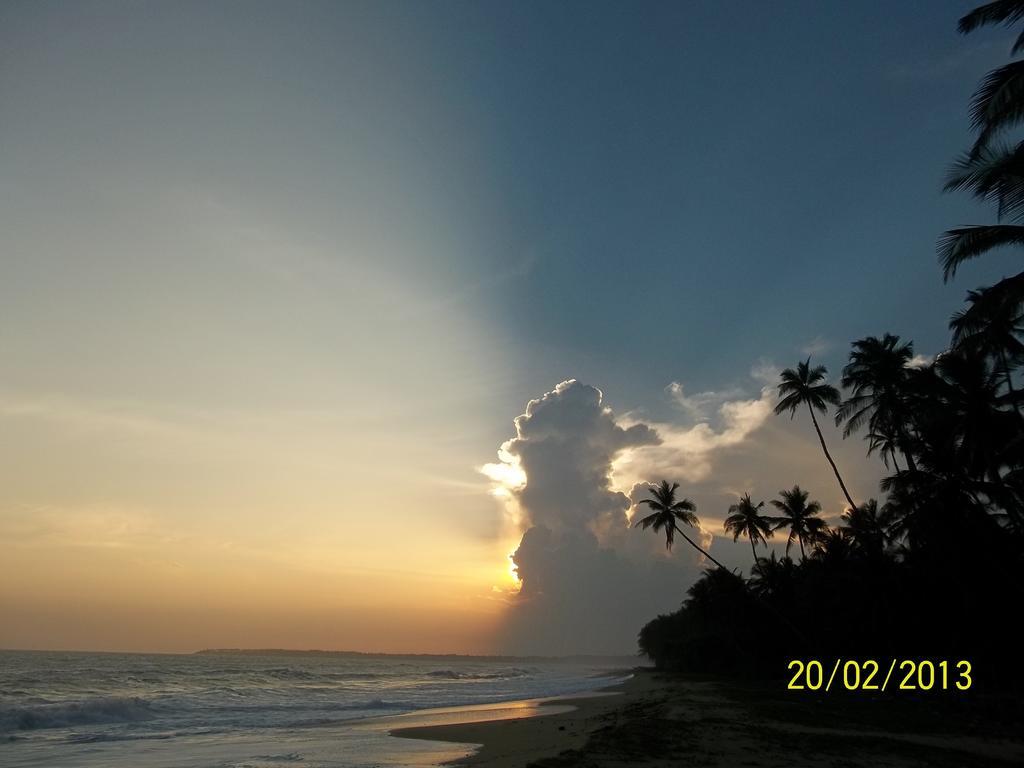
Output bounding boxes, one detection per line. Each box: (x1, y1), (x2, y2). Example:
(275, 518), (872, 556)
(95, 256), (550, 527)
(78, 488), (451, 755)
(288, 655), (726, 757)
(905, 353), (934, 369)
(484, 379), (658, 537)
(665, 382), (746, 423)
(480, 367), (888, 654)
(800, 335), (832, 356)
(616, 368), (777, 487)
(483, 375), (781, 655)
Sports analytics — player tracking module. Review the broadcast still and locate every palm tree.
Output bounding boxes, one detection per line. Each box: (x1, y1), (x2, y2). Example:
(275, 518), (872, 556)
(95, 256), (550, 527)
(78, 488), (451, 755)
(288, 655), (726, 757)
(939, 2), (1024, 277)
(836, 334), (918, 472)
(883, 353), (1024, 537)
(634, 480), (728, 570)
(774, 359), (858, 510)
(958, 2), (1024, 154)
(944, 143), (1024, 221)
(841, 499), (892, 557)
(770, 486), (827, 561)
(950, 276), (1024, 418)
(812, 528), (854, 563)
(866, 423), (904, 474)
(749, 552), (796, 599)
(959, 1), (1024, 53)
(934, 349), (1018, 483)
(939, 226), (1024, 280)
(723, 493), (773, 563)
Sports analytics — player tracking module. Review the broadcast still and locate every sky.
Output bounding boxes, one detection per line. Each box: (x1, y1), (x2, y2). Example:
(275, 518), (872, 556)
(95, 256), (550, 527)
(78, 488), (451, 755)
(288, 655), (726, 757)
(0, 0), (1020, 655)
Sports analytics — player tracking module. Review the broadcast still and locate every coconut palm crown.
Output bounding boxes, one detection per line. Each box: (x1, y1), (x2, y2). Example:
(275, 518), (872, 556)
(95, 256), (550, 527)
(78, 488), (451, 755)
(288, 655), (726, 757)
(634, 480), (729, 571)
(775, 359), (858, 511)
(724, 493), (773, 562)
(769, 485), (827, 560)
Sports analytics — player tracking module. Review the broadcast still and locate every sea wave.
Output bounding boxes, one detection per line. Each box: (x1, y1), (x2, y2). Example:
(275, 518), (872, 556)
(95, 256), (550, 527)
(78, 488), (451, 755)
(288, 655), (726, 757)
(425, 668), (533, 680)
(262, 668), (319, 681)
(261, 668), (391, 682)
(0, 695), (408, 734)
(1, 697), (156, 732)
(65, 727), (227, 744)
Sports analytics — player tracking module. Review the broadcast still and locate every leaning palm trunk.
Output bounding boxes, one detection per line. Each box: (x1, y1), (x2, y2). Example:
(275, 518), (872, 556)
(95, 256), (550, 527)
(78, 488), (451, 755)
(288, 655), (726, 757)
(806, 402), (858, 510)
(897, 426), (918, 473)
(890, 449), (902, 474)
(672, 522), (729, 572)
(889, 406), (917, 472)
(677, 524), (808, 644)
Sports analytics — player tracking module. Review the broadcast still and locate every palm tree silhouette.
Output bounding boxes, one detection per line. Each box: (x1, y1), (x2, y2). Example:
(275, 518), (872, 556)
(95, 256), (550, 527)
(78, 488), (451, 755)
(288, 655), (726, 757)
(770, 485), (826, 561)
(837, 334), (918, 472)
(723, 493), (773, 563)
(886, 353), (1021, 535)
(634, 480), (728, 570)
(957, 1), (1024, 155)
(958, 1), (1024, 57)
(951, 277), (1024, 418)
(841, 499), (893, 557)
(944, 145), (1024, 221)
(939, 226), (1024, 280)
(636, 482), (811, 645)
(812, 527), (854, 563)
(866, 422), (905, 474)
(939, 2), (1024, 278)
(749, 551), (796, 599)
(932, 350), (1016, 484)
(774, 359), (858, 510)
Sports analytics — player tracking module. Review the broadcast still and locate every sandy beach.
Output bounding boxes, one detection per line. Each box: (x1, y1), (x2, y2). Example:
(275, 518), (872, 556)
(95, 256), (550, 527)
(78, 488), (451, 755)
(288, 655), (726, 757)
(388, 675), (642, 767)
(392, 669), (1024, 768)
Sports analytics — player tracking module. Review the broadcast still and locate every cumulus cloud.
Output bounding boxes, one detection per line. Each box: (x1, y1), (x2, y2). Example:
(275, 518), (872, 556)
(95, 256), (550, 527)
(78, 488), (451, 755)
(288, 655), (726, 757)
(905, 353), (934, 369)
(665, 382), (746, 423)
(481, 370), (885, 655)
(483, 378), (778, 655)
(615, 367), (778, 487)
(484, 380), (657, 537)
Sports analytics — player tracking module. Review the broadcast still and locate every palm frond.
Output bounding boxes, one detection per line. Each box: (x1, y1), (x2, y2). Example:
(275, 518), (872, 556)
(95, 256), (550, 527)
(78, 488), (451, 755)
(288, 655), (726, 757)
(968, 60), (1024, 153)
(773, 391), (803, 416)
(944, 142), (1024, 220)
(937, 225), (1024, 280)
(960, 0), (1024, 30)
(674, 509), (700, 528)
(633, 512), (663, 530)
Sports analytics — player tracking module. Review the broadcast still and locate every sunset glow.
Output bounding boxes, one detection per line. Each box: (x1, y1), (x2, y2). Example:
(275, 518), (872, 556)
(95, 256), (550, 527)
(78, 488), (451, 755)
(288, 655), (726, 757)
(2, 0), (1016, 660)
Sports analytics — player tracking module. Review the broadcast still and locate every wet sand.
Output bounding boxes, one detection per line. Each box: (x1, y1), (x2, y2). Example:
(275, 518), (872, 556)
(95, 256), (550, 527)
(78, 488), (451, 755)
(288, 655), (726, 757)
(388, 676), (641, 767)
(390, 668), (1024, 767)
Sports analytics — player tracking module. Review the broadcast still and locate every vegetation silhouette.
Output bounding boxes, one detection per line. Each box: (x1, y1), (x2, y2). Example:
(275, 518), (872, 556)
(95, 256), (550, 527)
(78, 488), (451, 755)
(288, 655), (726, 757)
(939, 1), (1024, 278)
(774, 359), (858, 510)
(723, 493), (773, 563)
(636, 1), (1024, 686)
(837, 334), (918, 472)
(768, 486), (826, 562)
(634, 480), (728, 571)
(637, 482), (813, 647)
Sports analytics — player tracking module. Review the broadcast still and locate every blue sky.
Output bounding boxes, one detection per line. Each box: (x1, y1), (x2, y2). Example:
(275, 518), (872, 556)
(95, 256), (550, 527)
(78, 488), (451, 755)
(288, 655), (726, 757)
(3, 1), (1016, 409)
(462, 0), (1020, 407)
(1, 0), (1021, 652)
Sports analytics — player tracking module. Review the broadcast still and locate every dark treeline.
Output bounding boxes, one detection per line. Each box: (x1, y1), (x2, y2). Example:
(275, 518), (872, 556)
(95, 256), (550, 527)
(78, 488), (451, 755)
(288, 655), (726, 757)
(636, 1), (1024, 685)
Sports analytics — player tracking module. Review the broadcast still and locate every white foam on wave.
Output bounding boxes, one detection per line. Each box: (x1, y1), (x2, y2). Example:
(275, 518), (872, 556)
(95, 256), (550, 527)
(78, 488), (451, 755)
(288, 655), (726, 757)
(0, 696), (156, 732)
(0, 649), (630, 764)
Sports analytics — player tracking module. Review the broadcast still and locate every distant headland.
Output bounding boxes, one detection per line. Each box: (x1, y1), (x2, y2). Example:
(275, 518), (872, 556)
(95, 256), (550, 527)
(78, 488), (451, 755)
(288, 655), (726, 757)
(194, 648), (638, 664)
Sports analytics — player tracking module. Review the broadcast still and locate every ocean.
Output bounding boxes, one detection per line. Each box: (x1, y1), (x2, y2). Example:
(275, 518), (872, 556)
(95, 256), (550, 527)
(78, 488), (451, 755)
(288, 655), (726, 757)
(0, 650), (632, 768)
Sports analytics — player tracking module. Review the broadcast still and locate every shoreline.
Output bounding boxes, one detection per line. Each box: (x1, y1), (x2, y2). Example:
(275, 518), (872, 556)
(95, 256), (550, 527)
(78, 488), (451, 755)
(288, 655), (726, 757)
(387, 670), (653, 767)
(387, 668), (1024, 768)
